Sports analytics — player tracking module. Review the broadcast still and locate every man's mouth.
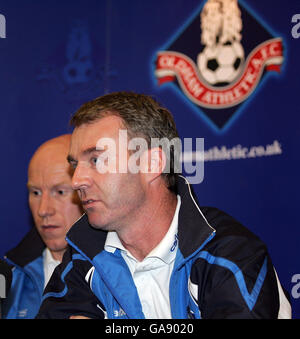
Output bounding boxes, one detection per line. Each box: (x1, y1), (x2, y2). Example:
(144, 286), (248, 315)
(82, 199), (98, 208)
(41, 225), (60, 231)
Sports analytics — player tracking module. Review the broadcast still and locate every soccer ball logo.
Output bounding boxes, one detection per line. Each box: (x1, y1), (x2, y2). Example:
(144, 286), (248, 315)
(63, 24), (94, 85)
(197, 40), (244, 86)
(197, 0), (244, 86)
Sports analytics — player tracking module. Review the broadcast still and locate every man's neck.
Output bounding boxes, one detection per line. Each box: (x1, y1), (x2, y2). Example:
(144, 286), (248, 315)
(117, 188), (178, 262)
(49, 248), (64, 262)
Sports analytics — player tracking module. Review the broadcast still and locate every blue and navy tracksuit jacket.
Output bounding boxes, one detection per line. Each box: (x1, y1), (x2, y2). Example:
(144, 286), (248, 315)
(37, 176), (289, 319)
(3, 228), (45, 319)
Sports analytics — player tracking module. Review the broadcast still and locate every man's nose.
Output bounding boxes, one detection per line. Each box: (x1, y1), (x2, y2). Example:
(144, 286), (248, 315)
(71, 163), (91, 192)
(38, 193), (55, 218)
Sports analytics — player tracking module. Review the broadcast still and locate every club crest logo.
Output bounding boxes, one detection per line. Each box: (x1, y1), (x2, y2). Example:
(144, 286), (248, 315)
(37, 21), (116, 104)
(154, 0), (284, 130)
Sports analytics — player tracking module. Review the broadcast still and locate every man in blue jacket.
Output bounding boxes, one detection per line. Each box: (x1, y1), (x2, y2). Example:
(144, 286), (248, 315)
(37, 92), (291, 319)
(3, 135), (83, 318)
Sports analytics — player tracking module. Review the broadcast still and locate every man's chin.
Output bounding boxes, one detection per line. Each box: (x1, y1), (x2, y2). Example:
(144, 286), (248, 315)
(87, 213), (110, 231)
(89, 221), (108, 231)
(45, 241), (68, 257)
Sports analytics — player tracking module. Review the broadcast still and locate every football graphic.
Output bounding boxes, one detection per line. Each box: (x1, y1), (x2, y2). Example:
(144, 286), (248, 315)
(197, 0), (244, 86)
(154, 0), (284, 128)
(197, 40), (244, 86)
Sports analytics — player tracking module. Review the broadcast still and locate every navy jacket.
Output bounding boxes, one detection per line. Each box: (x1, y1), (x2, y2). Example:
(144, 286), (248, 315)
(37, 176), (289, 319)
(3, 228), (45, 319)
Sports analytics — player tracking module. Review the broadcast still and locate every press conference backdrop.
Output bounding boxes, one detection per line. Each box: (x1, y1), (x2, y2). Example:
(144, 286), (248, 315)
(0, 0), (299, 318)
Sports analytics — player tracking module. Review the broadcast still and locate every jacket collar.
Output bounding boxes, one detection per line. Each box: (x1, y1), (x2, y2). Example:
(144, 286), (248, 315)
(5, 227), (45, 267)
(66, 213), (107, 261)
(176, 175), (215, 258)
(66, 175), (216, 261)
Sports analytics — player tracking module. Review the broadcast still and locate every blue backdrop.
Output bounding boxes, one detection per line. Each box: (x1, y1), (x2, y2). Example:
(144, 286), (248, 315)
(0, 0), (299, 318)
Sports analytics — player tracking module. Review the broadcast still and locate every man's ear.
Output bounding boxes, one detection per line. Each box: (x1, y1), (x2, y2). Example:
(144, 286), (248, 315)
(141, 147), (167, 183)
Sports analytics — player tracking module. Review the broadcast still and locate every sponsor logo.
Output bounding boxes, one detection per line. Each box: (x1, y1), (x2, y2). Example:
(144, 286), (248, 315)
(170, 234), (178, 252)
(113, 308), (126, 317)
(154, 0), (284, 130)
(17, 309), (28, 318)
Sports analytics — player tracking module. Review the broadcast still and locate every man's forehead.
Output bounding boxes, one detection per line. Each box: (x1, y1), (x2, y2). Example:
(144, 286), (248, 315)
(28, 161), (71, 177)
(70, 116), (125, 153)
(73, 115), (124, 135)
(27, 163), (73, 188)
(27, 135), (73, 185)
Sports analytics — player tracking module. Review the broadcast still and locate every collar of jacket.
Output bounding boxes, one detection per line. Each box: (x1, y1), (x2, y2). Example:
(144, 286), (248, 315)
(66, 175), (216, 262)
(5, 227), (45, 268)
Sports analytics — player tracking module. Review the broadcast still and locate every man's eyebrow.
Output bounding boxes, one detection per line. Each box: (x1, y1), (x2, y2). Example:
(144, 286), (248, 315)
(27, 183), (37, 189)
(82, 146), (99, 155)
(67, 147), (104, 163)
(53, 182), (72, 189)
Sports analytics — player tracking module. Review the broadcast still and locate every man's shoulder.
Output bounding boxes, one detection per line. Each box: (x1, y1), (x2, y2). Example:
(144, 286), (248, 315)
(199, 206), (268, 259)
(5, 227), (45, 267)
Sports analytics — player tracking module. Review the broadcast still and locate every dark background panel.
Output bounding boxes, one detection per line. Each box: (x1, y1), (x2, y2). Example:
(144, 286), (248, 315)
(0, 0), (299, 317)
